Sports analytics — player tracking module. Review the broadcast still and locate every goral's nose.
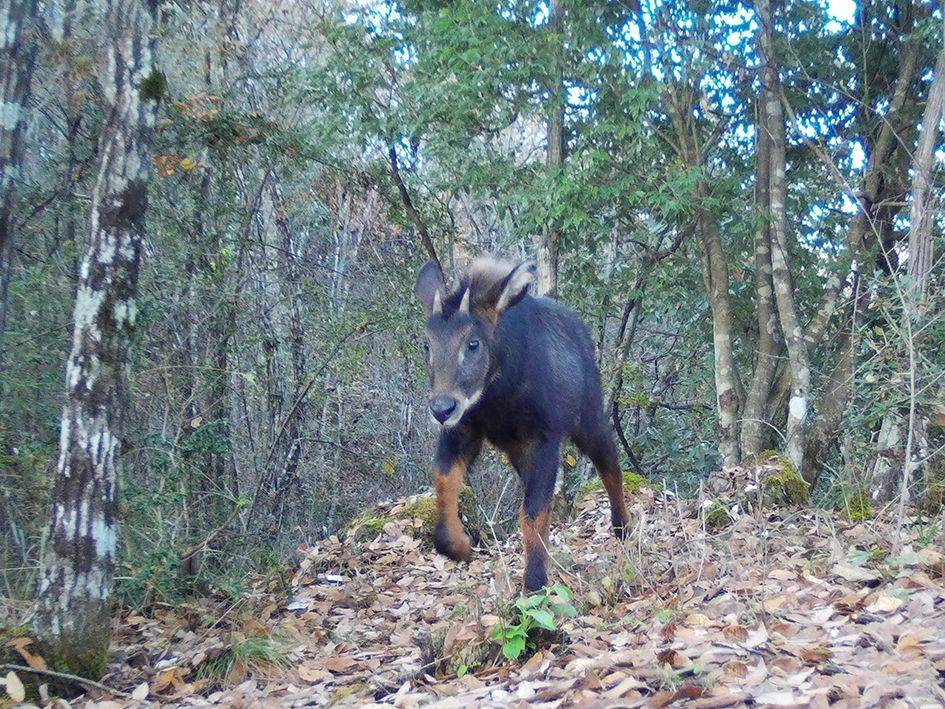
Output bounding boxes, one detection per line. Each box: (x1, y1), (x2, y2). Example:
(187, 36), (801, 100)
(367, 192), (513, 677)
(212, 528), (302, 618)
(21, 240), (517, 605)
(429, 396), (457, 424)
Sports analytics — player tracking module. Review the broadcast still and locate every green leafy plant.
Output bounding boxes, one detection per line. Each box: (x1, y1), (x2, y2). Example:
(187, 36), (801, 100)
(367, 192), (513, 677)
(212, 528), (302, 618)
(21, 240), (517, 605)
(491, 584), (577, 661)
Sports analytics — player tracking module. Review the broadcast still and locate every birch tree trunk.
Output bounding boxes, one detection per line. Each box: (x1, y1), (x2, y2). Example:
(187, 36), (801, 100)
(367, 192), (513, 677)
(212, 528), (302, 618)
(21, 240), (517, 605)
(33, 0), (159, 677)
(0, 0), (40, 374)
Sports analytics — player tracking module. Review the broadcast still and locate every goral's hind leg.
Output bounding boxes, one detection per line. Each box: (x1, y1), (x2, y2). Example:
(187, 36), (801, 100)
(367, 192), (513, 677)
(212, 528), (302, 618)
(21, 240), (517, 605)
(519, 439), (560, 591)
(432, 427), (482, 562)
(573, 424), (630, 539)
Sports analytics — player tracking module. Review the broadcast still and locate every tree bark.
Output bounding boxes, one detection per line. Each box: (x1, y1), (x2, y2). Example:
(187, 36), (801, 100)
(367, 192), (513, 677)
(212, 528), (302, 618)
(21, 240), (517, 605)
(33, 0), (159, 677)
(696, 202), (743, 468)
(758, 0), (812, 477)
(534, 0), (564, 297)
(388, 144), (440, 271)
(905, 35), (945, 303)
(269, 182), (307, 507)
(870, 26), (945, 503)
(741, 95), (783, 458)
(0, 0), (40, 374)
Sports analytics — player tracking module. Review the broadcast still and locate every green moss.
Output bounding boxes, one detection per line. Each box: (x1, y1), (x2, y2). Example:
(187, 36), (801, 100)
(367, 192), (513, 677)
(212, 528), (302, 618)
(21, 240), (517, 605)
(622, 471), (648, 493)
(46, 645), (109, 681)
(398, 494), (441, 532)
(349, 486), (480, 548)
(843, 489), (872, 522)
(350, 515), (386, 542)
(758, 453), (809, 505)
(579, 471), (650, 498)
(704, 501), (732, 531)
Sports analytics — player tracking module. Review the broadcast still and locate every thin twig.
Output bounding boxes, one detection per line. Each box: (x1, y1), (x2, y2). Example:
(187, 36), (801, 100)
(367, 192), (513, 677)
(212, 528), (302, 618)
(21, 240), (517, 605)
(0, 664), (131, 698)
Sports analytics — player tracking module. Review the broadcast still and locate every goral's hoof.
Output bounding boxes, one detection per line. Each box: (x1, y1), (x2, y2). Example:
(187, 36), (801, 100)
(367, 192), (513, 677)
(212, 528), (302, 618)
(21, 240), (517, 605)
(523, 562), (548, 593)
(433, 520), (472, 562)
(613, 522), (629, 541)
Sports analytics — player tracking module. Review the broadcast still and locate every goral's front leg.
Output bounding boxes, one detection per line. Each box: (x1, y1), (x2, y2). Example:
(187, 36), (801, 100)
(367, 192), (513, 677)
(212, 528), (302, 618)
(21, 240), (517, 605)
(520, 438), (560, 592)
(432, 427), (481, 562)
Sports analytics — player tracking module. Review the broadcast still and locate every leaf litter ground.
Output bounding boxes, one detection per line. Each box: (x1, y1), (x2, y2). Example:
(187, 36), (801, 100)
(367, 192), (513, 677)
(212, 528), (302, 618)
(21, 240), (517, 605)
(12, 479), (945, 707)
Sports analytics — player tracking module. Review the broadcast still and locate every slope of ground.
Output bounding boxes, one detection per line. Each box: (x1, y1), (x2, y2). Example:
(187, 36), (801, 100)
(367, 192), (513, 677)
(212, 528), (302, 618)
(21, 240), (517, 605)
(6, 476), (945, 707)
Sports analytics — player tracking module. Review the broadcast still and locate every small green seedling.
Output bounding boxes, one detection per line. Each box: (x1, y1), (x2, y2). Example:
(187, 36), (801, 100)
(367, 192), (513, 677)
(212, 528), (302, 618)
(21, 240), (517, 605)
(491, 584), (577, 661)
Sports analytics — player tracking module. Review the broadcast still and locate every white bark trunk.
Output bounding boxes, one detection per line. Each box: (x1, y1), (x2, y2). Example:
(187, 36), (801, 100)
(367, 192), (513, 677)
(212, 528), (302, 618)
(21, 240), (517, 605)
(33, 0), (159, 676)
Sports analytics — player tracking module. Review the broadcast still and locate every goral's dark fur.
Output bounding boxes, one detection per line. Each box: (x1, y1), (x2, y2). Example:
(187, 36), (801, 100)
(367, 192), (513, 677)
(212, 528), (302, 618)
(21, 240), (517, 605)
(416, 257), (629, 591)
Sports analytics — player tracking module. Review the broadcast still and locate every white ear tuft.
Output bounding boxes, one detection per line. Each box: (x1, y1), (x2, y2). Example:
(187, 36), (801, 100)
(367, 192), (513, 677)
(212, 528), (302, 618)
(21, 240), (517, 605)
(459, 288), (470, 314)
(432, 290), (442, 316)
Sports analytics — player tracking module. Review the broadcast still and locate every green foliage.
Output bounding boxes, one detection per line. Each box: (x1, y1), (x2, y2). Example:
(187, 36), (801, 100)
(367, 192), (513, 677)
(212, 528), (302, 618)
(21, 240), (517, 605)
(199, 634), (290, 686)
(491, 584), (576, 662)
(139, 70), (168, 102)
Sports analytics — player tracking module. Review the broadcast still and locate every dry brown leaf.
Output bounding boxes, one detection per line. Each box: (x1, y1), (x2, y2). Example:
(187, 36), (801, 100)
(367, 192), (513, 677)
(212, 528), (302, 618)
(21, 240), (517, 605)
(324, 656), (358, 674)
(685, 612), (712, 627)
(9, 636), (47, 671)
(298, 663), (332, 683)
(745, 625), (769, 648)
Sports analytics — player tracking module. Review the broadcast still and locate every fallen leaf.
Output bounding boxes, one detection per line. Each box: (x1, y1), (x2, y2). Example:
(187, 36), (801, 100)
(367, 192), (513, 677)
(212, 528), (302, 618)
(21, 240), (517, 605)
(831, 562), (879, 583)
(132, 682), (149, 701)
(865, 594), (903, 613)
(324, 656), (358, 674)
(754, 689), (798, 706)
(4, 671), (25, 702)
(685, 612), (712, 627)
(605, 675), (646, 699)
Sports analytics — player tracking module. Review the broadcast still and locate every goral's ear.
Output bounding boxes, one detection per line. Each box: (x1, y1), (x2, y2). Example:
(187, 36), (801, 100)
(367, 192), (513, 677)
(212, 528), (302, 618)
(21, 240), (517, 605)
(414, 260), (445, 317)
(494, 262), (535, 313)
(471, 259), (534, 320)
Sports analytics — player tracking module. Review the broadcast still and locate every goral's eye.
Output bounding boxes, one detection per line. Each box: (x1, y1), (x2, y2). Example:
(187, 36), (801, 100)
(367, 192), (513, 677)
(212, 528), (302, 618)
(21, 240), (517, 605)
(467, 339), (480, 351)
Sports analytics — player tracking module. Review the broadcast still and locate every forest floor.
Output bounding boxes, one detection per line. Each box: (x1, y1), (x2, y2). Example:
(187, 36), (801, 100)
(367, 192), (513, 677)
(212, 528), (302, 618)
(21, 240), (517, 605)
(8, 470), (945, 707)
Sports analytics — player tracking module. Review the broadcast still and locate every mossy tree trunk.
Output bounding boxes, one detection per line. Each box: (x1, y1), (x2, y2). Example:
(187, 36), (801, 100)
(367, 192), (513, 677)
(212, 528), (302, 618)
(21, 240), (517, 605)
(32, 0), (159, 679)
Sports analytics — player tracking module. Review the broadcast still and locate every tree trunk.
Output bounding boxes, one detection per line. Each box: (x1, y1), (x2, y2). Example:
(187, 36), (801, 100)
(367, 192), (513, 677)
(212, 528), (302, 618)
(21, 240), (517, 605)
(269, 183), (307, 507)
(33, 0), (159, 678)
(741, 96), (783, 458)
(871, 27), (945, 503)
(905, 35), (945, 304)
(758, 0), (812, 477)
(535, 0), (564, 297)
(697, 203), (743, 468)
(0, 0), (40, 374)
